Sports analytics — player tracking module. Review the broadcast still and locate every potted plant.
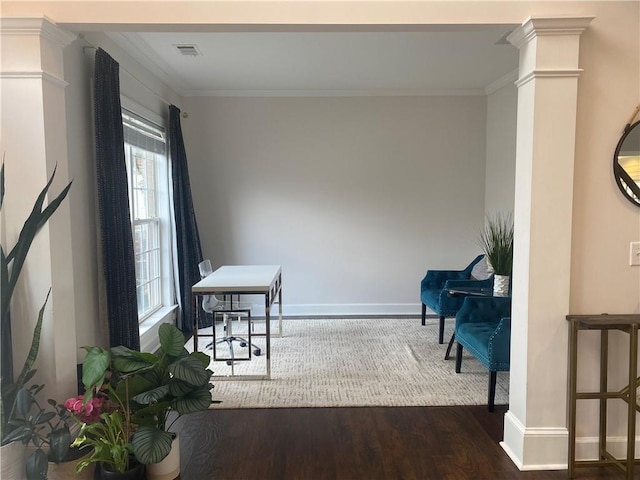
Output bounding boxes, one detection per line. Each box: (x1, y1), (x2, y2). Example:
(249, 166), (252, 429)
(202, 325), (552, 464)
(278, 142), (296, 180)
(0, 162), (73, 479)
(478, 212), (514, 296)
(70, 397), (145, 479)
(78, 323), (213, 479)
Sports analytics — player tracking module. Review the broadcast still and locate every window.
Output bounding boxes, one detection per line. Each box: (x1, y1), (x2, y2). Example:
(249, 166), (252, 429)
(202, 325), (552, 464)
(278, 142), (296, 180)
(123, 108), (172, 322)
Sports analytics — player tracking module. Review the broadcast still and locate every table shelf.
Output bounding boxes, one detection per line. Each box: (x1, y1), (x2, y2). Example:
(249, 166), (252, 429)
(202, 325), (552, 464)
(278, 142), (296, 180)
(566, 314), (640, 479)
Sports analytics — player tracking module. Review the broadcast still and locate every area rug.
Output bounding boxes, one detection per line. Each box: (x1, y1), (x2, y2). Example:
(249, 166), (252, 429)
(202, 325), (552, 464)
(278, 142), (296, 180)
(185, 317), (509, 409)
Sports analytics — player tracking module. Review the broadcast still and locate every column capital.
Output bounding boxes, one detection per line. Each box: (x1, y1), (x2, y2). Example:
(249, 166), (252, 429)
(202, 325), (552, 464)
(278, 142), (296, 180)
(507, 16), (594, 49)
(0, 17), (75, 81)
(0, 17), (76, 48)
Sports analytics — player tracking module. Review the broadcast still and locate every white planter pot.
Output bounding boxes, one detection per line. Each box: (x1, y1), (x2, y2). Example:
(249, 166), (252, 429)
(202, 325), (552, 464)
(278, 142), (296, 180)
(146, 434), (180, 480)
(493, 275), (510, 297)
(1, 441), (26, 480)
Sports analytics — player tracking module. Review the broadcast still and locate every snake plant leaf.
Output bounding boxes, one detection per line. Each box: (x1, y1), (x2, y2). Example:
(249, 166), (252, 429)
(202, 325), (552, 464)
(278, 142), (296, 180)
(0, 161), (5, 210)
(4, 166), (71, 308)
(172, 385), (213, 414)
(158, 323), (185, 357)
(169, 355), (211, 386)
(26, 448), (49, 480)
(131, 425), (173, 465)
(14, 290), (50, 387)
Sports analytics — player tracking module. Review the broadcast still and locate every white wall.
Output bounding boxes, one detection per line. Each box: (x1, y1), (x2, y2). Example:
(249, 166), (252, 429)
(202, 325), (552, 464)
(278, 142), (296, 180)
(182, 95), (488, 315)
(485, 79), (517, 215)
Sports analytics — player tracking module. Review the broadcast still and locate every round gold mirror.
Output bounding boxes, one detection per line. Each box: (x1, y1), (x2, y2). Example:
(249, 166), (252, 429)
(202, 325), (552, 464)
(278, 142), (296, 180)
(614, 119), (640, 207)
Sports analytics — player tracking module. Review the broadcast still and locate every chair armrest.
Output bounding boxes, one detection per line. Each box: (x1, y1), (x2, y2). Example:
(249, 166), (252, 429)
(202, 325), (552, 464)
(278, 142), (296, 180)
(421, 269), (470, 291)
(454, 297), (512, 328)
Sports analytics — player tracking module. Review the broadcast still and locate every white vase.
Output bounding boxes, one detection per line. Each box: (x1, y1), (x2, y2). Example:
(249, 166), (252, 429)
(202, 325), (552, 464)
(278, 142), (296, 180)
(493, 275), (510, 297)
(1, 441), (26, 480)
(146, 434), (180, 480)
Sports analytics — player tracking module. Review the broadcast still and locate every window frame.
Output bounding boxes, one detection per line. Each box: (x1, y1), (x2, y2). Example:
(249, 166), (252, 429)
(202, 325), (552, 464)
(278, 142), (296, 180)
(121, 97), (175, 324)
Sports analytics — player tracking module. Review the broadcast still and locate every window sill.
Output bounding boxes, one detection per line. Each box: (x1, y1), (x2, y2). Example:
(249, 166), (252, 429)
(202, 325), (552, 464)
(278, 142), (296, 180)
(139, 305), (178, 353)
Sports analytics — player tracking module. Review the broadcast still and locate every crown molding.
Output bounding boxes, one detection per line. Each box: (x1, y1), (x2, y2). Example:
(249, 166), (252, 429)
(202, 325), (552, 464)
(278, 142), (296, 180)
(0, 16), (76, 47)
(106, 31), (187, 93)
(507, 16), (594, 49)
(485, 69), (518, 95)
(180, 88), (486, 98)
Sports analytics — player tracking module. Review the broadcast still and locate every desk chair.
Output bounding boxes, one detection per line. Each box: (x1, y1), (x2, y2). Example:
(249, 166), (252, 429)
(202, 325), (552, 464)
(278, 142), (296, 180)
(198, 259), (261, 365)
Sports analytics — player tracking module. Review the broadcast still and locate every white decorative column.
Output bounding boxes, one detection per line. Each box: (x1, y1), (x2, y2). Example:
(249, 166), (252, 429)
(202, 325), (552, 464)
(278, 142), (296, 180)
(501, 17), (593, 470)
(0, 18), (78, 401)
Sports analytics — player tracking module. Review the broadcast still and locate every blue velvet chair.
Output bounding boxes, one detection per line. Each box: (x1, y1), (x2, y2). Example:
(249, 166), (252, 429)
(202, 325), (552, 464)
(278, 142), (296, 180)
(420, 255), (492, 346)
(454, 296), (512, 412)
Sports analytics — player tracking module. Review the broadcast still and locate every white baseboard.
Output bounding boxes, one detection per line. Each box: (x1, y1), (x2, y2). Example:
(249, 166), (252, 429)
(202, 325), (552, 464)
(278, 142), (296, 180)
(502, 410), (640, 470)
(502, 410), (568, 470)
(256, 303), (427, 317)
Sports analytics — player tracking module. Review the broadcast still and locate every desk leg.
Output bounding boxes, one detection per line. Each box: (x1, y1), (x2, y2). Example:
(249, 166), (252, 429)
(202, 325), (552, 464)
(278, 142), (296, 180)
(193, 294), (199, 352)
(567, 319), (578, 479)
(627, 324), (638, 480)
(265, 292), (271, 379)
(278, 280), (283, 337)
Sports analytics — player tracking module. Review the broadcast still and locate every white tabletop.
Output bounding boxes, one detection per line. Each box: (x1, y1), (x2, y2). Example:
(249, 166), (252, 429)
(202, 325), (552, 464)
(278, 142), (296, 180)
(192, 265), (281, 293)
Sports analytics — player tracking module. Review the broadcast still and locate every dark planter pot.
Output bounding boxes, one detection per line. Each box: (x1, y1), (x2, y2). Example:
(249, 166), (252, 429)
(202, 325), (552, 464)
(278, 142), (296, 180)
(94, 457), (145, 480)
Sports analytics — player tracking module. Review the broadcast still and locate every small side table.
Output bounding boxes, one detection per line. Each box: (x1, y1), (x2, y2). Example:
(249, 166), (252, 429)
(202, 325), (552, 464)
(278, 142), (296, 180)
(566, 314), (640, 479)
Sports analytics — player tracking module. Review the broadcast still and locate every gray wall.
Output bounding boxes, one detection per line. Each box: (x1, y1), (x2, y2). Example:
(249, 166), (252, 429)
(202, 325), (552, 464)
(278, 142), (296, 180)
(182, 95), (489, 315)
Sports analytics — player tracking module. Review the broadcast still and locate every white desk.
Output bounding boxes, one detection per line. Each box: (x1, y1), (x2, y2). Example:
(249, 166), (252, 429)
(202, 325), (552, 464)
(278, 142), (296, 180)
(192, 265), (282, 379)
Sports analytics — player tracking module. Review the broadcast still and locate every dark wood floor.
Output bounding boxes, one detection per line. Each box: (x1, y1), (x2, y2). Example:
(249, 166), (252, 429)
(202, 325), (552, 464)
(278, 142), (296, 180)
(173, 405), (633, 480)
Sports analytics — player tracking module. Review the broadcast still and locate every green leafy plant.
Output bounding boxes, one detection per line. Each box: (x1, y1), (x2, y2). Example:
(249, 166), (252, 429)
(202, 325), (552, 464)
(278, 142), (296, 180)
(0, 161), (72, 479)
(1, 291), (76, 479)
(77, 323), (213, 467)
(72, 409), (134, 474)
(478, 212), (514, 276)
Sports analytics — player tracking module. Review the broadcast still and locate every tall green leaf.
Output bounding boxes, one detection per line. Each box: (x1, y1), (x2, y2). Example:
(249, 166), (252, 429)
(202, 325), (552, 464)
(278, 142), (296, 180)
(2, 165), (72, 319)
(14, 290), (50, 387)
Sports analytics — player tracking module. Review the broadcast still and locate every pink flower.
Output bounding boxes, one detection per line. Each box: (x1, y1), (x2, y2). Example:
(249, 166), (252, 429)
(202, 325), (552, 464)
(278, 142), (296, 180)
(64, 394), (104, 423)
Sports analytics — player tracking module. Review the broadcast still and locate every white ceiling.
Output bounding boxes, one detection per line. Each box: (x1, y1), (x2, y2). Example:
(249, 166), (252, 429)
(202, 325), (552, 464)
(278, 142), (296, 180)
(107, 27), (519, 97)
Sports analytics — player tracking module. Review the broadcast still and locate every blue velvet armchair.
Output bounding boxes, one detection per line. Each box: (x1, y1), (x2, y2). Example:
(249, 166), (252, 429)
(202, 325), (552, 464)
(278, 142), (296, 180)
(454, 296), (512, 412)
(420, 255), (492, 345)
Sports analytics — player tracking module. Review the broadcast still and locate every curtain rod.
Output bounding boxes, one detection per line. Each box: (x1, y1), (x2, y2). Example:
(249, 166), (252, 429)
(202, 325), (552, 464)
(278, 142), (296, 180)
(80, 34), (173, 109)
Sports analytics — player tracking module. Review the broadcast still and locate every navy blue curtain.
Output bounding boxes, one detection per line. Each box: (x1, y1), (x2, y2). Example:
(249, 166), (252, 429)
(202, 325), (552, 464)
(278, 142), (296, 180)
(168, 105), (208, 334)
(94, 48), (140, 350)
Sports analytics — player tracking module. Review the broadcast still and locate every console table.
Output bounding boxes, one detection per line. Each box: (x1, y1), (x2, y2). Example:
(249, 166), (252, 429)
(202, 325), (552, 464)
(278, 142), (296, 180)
(566, 314), (640, 479)
(192, 265), (283, 380)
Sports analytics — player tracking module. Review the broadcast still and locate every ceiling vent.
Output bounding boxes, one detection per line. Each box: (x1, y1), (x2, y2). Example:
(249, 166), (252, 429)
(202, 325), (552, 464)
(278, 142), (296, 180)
(174, 44), (202, 56)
